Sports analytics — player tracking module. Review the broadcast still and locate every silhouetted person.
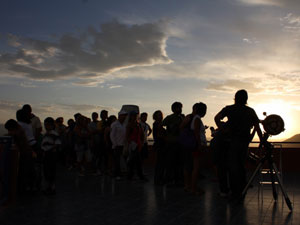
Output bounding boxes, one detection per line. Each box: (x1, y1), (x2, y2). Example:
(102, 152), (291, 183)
(104, 115), (117, 176)
(89, 112), (101, 175)
(163, 102), (184, 187)
(5, 119), (35, 195)
(214, 89), (263, 200)
(65, 119), (76, 169)
(17, 109), (42, 191)
(22, 104), (42, 142)
(210, 121), (231, 197)
(153, 110), (167, 185)
(74, 116), (91, 176)
(140, 112), (152, 161)
(126, 111), (147, 181)
(97, 110), (109, 174)
(110, 110), (127, 180)
(180, 102), (207, 195)
(42, 117), (61, 195)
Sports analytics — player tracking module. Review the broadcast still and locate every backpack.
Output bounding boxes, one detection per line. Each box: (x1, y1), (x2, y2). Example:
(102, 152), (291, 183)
(179, 115), (197, 150)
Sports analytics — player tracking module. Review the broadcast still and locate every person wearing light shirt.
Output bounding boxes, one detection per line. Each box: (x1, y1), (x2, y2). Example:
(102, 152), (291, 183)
(110, 110), (127, 179)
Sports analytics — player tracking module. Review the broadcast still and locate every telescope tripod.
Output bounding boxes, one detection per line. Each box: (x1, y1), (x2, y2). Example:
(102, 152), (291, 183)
(242, 140), (293, 211)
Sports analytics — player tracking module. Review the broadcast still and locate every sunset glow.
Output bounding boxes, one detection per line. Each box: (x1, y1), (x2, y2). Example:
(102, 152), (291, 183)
(0, 0), (300, 140)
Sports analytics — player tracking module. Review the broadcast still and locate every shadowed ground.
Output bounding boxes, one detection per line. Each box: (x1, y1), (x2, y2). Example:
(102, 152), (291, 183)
(0, 166), (299, 225)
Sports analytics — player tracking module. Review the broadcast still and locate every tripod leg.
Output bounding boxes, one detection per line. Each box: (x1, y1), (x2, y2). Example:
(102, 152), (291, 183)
(242, 162), (263, 198)
(269, 162), (278, 201)
(272, 163), (293, 211)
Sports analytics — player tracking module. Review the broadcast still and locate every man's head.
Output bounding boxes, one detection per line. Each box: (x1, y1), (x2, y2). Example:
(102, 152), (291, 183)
(74, 113), (81, 122)
(171, 102), (182, 115)
(92, 112), (98, 122)
(235, 89), (248, 105)
(100, 110), (108, 121)
(140, 112), (148, 123)
(118, 110), (127, 123)
(56, 117), (64, 125)
(193, 102), (207, 117)
(44, 117), (55, 131)
(16, 109), (30, 123)
(22, 104), (33, 119)
(67, 119), (75, 127)
(22, 104), (32, 113)
(153, 110), (163, 122)
(5, 119), (20, 135)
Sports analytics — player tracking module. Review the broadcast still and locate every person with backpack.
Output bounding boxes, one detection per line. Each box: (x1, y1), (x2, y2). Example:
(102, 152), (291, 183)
(180, 102), (207, 195)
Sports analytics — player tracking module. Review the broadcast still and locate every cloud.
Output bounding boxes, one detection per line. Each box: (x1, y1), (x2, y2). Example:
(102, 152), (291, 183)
(235, 0), (300, 10)
(242, 38), (259, 44)
(108, 85), (123, 89)
(0, 20), (172, 83)
(280, 13), (300, 39)
(0, 100), (23, 113)
(235, 0), (280, 6)
(207, 79), (262, 93)
(206, 70), (300, 96)
(0, 100), (118, 123)
(20, 81), (37, 88)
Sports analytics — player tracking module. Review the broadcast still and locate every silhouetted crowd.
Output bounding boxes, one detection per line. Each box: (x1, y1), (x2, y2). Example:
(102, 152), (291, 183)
(1, 89), (263, 204)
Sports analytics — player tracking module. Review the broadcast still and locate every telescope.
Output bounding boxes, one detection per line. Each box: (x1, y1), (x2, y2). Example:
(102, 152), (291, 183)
(243, 113), (293, 210)
(261, 113), (285, 136)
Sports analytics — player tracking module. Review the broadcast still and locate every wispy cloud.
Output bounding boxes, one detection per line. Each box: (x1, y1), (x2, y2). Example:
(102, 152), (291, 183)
(108, 85), (123, 89)
(242, 38), (259, 44)
(280, 13), (300, 39)
(20, 81), (37, 88)
(235, 0), (280, 6)
(0, 20), (172, 84)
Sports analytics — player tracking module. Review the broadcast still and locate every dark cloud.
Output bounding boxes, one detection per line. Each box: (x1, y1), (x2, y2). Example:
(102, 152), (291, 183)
(0, 20), (171, 82)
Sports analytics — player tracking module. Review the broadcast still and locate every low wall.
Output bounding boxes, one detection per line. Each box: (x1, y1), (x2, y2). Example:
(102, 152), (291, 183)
(145, 145), (300, 172)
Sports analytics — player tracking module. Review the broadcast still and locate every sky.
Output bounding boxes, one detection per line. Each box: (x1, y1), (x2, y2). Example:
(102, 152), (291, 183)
(1, 0), (300, 140)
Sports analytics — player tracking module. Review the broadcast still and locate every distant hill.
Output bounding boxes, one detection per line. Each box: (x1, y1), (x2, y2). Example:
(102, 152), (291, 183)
(285, 134), (300, 142)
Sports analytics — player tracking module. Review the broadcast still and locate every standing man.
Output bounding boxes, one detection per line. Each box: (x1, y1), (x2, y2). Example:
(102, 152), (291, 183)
(97, 110), (109, 174)
(89, 112), (101, 175)
(140, 112), (152, 161)
(163, 102), (185, 187)
(110, 110), (127, 180)
(214, 89), (263, 200)
(22, 104), (42, 142)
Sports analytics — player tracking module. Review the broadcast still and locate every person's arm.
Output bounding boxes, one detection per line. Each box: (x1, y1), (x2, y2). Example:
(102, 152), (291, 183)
(249, 127), (256, 142)
(147, 123), (152, 137)
(214, 110), (225, 128)
(254, 122), (263, 142)
(140, 125), (144, 144)
(162, 116), (169, 127)
(252, 109), (263, 142)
